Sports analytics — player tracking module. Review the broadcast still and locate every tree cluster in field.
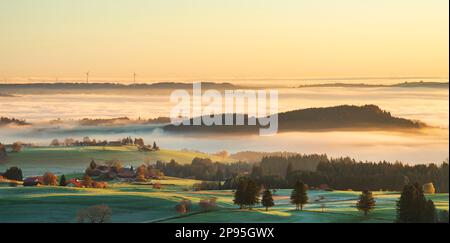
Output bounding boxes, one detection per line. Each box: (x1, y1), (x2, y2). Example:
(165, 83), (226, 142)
(49, 136), (152, 148)
(233, 177), (261, 209)
(0, 117), (29, 126)
(0, 165), (108, 188)
(175, 197), (219, 215)
(0, 142), (23, 157)
(232, 178), (307, 212)
(86, 160), (164, 182)
(0, 166), (23, 181)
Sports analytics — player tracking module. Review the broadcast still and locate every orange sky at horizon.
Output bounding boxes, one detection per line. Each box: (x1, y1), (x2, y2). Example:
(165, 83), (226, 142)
(0, 0), (448, 82)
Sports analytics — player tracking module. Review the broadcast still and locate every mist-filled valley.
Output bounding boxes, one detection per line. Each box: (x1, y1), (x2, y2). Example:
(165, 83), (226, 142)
(1, 85), (448, 165)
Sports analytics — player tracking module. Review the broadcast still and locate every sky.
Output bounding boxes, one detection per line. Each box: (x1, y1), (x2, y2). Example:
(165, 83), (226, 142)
(0, 0), (448, 82)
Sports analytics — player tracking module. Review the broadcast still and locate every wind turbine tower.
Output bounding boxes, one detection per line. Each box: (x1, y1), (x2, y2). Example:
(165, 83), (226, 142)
(86, 71), (90, 84)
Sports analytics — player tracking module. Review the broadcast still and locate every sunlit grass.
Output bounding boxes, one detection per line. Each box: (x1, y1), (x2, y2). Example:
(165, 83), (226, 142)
(0, 181), (448, 223)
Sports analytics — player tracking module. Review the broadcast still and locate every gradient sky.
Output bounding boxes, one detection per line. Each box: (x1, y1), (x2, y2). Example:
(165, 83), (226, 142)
(0, 0), (448, 81)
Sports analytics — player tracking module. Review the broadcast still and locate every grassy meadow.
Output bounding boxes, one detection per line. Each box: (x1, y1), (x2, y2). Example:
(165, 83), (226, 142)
(0, 177), (448, 223)
(0, 146), (448, 223)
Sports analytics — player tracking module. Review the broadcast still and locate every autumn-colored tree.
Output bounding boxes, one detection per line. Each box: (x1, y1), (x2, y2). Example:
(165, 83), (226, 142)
(43, 172), (58, 186)
(136, 165), (147, 182)
(153, 182), (162, 189)
(175, 199), (191, 214)
(82, 175), (94, 188)
(175, 204), (187, 214)
(199, 198), (217, 211)
(11, 142), (22, 153)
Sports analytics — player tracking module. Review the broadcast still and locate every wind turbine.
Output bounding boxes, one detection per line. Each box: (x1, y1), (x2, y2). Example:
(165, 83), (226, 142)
(86, 71), (90, 84)
(133, 72), (137, 84)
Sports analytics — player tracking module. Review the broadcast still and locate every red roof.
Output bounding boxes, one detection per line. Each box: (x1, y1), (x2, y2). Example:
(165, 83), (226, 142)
(66, 179), (82, 187)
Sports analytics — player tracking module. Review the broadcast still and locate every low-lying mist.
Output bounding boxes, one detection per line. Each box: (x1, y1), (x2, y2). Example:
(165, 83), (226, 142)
(0, 86), (448, 164)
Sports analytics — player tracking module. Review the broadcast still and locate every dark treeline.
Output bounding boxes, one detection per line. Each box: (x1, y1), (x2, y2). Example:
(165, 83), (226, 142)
(254, 156), (449, 192)
(260, 154), (326, 174)
(155, 158), (253, 181)
(301, 159), (449, 192)
(156, 154), (449, 193)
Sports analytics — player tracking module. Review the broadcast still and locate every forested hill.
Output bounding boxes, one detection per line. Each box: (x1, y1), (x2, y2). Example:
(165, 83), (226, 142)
(164, 105), (427, 134)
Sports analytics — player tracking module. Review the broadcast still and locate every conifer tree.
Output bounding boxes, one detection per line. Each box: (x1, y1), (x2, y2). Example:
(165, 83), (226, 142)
(397, 183), (437, 223)
(262, 189), (275, 211)
(397, 184), (421, 223)
(59, 174), (67, 186)
(233, 178), (247, 209)
(356, 190), (376, 216)
(245, 179), (260, 209)
(291, 181), (308, 210)
(424, 200), (437, 223)
(89, 160), (97, 170)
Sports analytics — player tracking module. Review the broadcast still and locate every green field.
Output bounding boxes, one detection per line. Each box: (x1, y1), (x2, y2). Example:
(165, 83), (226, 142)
(0, 178), (448, 223)
(0, 146), (448, 223)
(0, 146), (234, 176)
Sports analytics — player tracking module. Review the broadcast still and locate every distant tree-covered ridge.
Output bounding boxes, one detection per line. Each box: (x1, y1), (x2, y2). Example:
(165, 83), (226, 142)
(164, 105), (427, 134)
(0, 117), (30, 126)
(298, 81), (449, 89)
(78, 117), (171, 126)
(0, 82), (244, 95)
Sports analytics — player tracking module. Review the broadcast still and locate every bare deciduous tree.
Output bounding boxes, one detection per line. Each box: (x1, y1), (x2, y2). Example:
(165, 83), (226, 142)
(77, 205), (112, 223)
